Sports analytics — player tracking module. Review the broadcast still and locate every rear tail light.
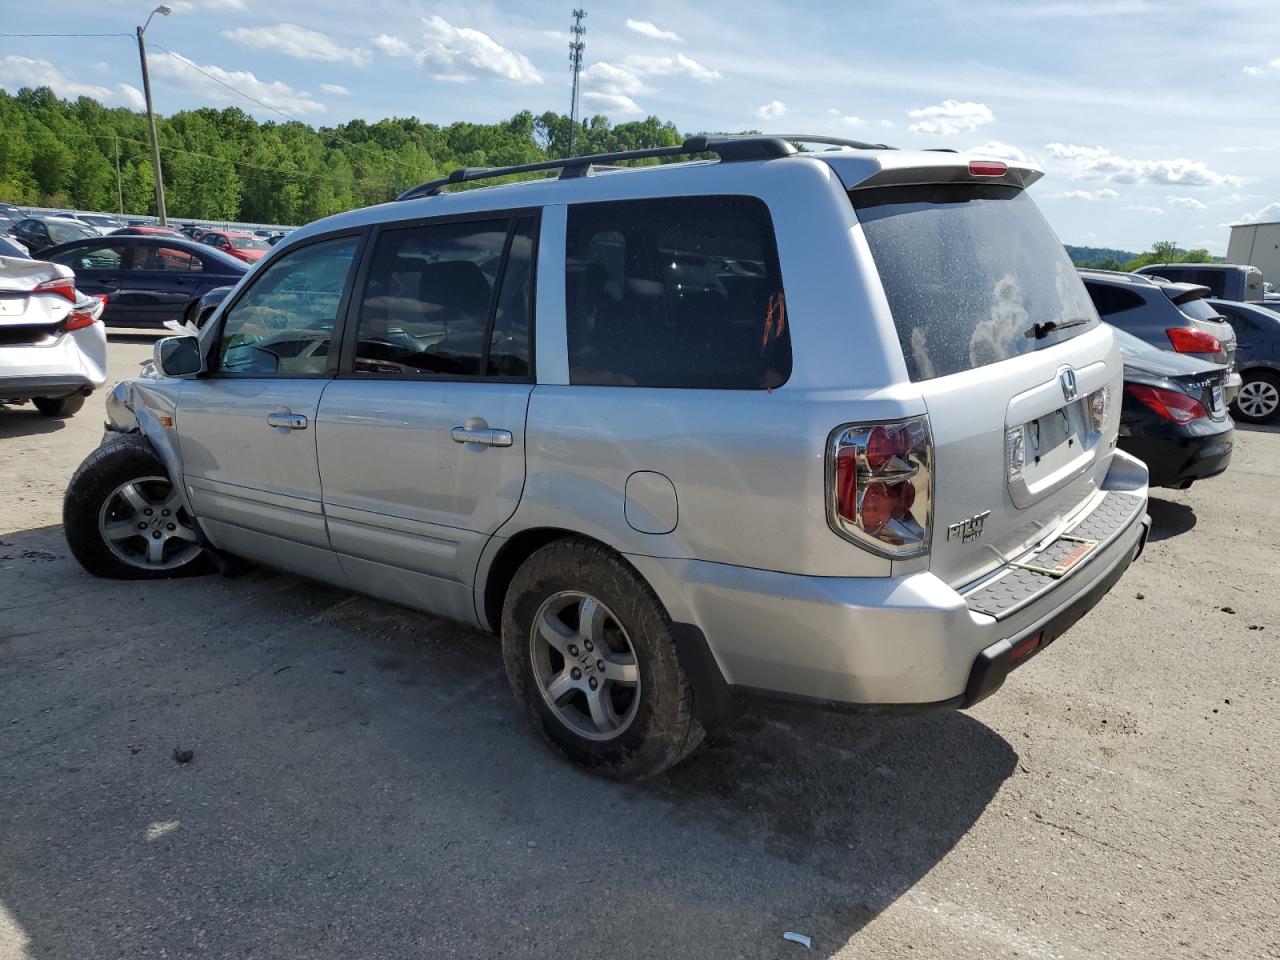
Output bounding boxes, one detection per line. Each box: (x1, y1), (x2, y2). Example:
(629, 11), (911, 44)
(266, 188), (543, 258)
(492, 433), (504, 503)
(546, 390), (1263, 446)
(1086, 386), (1110, 433)
(34, 277), (77, 303)
(969, 160), (1008, 177)
(1166, 327), (1221, 354)
(829, 416), (932, 558)
(64, 294), (106, 331)
(1127, 383), (1208, 424)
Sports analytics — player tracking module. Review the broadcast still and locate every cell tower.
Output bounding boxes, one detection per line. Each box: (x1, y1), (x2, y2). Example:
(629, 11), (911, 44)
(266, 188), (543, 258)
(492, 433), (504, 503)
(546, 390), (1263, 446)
(568, 8), (587, 157)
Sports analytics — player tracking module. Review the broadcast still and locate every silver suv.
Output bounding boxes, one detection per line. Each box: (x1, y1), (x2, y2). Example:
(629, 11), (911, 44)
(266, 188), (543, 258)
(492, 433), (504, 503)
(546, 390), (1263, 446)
(64, 135), (1150, 779)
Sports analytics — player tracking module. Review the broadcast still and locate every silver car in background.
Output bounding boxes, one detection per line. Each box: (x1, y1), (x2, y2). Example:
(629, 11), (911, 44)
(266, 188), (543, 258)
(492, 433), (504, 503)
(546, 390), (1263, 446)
(63, 135), (1150, 779)
(0, 257), (108, 418)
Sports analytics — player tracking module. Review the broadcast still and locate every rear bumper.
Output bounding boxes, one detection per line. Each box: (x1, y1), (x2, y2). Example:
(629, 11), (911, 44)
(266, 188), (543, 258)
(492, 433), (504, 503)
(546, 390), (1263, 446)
(629, 451), (1149, 712)
(1119, 424), (1233, 488)
(0, 327), (108, 399)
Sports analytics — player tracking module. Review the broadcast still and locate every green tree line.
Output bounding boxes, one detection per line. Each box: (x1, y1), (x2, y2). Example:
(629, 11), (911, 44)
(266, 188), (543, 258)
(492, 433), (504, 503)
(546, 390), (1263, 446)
(1069, 240), (1217, 272)
(0, 86), (686, 224)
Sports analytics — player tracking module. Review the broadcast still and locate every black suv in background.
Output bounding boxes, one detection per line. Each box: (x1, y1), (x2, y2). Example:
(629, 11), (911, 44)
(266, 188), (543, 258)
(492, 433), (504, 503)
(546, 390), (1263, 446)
(1134, 263), (1264, 303)
(1079, 270), (1239, 400)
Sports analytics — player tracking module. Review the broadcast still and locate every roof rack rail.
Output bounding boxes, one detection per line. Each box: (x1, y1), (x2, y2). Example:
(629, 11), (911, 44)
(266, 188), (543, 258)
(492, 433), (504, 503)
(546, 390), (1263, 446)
(395, 135), (796, 201)
(394, 132), (897, 201)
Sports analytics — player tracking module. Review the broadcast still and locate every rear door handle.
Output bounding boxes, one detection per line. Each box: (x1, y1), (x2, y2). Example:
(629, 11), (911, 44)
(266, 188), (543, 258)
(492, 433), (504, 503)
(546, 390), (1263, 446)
(267, 412), (308, 430)
(451, 426), (512, 447)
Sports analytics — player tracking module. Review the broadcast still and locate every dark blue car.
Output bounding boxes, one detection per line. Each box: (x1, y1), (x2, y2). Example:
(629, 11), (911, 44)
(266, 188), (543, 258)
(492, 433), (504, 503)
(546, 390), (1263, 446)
(1209, 298), (1280, 424)
(40, 235), (249, 329)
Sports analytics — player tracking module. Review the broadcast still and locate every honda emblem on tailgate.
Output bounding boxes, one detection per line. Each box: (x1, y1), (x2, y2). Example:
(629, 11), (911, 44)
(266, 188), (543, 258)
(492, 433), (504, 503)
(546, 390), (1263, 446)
(1059, 367), (1078, 402)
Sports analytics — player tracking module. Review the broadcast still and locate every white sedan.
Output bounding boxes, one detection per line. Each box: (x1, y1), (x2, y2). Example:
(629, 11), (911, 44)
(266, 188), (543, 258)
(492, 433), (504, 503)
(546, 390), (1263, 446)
(0, 256), (108, 418)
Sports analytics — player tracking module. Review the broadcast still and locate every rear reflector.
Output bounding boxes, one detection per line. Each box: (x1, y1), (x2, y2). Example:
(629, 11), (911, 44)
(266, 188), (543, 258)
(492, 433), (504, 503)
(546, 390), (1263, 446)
(1166, 327), (1221, 354)
(34, 277), (77, 303)
(969, 160), (1008, 177)
(1011, 632), (1042, 664)
(1127, 383), (1208, 424)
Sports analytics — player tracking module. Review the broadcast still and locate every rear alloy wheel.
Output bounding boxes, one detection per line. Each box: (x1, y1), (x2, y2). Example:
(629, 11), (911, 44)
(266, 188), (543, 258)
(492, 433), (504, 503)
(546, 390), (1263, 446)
(64, 434), (210, 579)
(33, 393), (85, 418)
(501, 538), (704, 779)
(1232, 371), (1280, 424)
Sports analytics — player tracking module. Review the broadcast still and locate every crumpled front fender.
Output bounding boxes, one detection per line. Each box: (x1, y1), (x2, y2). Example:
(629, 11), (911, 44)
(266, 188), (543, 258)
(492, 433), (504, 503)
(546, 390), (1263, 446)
(103, 376), (194, 518)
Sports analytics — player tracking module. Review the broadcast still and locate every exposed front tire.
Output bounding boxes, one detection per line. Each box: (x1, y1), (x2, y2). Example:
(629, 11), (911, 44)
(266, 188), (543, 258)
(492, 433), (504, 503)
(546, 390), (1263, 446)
(64, 434), (210, 579)
(34, 393), (86, 418)
(501, 538), (704, 780)
(1232, 370), (1280, 424)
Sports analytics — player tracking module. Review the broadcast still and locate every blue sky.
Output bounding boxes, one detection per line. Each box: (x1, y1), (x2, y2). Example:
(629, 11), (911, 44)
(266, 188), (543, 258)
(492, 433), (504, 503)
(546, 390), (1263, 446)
(3, 0), (1276, 252)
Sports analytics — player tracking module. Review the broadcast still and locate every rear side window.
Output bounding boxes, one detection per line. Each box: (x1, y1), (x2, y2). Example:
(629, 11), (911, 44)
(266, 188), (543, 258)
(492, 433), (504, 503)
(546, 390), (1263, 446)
(853, 184), (1098, 382)
(352, 216), (533, 378)
(1083, 281), (1145, 317)
(566, 195), (790, 389)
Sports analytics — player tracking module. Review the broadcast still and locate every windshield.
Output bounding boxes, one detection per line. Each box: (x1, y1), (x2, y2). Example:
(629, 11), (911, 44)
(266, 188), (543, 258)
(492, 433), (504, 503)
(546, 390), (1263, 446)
(230, 236), (269, 250)
(853, 184), (1098, 382)
(81, 215), (116, 227)
(48, 221), (97, 243)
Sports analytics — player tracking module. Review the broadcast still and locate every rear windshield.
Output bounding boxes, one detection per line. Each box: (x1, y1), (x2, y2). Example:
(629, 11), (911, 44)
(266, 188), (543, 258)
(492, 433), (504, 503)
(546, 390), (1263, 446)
(230, 236), (269, 250)
(853, 184), (1098, 382)
(48, 220), (97, 243)
(1178, 297), (1226, 324)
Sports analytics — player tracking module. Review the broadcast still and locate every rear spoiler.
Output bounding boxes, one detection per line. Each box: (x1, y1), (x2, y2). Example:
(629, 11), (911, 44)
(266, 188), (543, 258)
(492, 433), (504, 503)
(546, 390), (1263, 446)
(1161, 282), (1212, 305)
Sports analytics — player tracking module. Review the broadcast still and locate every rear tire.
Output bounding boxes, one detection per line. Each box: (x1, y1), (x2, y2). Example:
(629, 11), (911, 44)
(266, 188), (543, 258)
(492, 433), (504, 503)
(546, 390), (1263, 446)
(34, 393), (85, 418)
(1232, 370), (1280, 424)
(64, 434), (211, 579)
(501, 538), (704, 780)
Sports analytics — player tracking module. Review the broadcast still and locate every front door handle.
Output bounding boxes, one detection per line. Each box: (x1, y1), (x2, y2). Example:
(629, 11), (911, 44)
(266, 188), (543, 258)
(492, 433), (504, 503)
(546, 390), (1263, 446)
(451, 426), (512, 447)
(267, 412), (308, 430)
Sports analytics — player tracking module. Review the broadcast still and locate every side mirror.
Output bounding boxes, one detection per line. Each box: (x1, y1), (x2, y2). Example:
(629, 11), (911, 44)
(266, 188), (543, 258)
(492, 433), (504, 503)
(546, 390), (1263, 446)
(154, 335), (203, 377)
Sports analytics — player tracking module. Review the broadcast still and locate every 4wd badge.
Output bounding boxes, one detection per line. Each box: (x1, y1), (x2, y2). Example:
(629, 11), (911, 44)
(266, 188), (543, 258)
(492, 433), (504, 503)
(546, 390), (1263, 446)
(946, 510), (991, 543)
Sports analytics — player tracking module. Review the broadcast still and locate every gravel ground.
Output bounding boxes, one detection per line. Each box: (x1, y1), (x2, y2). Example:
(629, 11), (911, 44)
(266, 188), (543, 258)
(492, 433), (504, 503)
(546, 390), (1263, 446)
(1, 334), (1277, 960)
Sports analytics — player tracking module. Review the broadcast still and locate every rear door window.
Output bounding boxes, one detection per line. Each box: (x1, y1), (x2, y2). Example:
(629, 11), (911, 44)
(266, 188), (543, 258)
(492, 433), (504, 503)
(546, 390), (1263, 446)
(852, 184), (1098, 382)
(565, 195), (790, 389)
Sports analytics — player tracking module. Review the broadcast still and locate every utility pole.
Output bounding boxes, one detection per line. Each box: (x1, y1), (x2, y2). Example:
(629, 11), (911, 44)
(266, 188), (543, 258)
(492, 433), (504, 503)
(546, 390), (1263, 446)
(136, 5), (171, 225)
(568, 8), (586, 157)
(114, 135), (123, 215)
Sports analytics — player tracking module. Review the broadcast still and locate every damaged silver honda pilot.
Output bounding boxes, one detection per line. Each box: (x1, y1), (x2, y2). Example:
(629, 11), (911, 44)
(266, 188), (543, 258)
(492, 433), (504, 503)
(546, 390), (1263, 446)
(64, 135), (1150, 779)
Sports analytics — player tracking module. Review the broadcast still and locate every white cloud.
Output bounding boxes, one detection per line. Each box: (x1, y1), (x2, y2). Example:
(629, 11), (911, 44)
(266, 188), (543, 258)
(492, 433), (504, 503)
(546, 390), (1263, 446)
(969, 140), (1034, 164)
(625, 53), (720, 82)
(418, 15), (542, 84)
(374, 17), (542, 84)
(834, 114), (866, 128)
(754, 99), (787, 120)
(1166, 195), (1208, 210)
(320, 82), (351, 96)
(371, 34), (414, 58)
(1124, 205), (1166, 215)
(583, 61), (651, 96)
(117, 83), (146, 110)
(224, 23), (369, 67)
(1243, 57), (1280, 76)
(150, 50), (327, 115)
(92, 61), (109, 73)
(625, 19), (684, 43)
(1044, 143), (1241, 187)
(907, 99), (994, 135)
(582, 92), (642, 115)
(0, 56), (146, 109)
(1047, 188), (1119, 201)
(880, 119), (895, 128)
(1232, 201), (1280, 225)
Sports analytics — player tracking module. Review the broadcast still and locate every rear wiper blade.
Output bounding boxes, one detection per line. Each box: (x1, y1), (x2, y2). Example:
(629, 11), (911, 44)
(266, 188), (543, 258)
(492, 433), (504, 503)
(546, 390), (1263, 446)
(1025, 317), (1089, 340)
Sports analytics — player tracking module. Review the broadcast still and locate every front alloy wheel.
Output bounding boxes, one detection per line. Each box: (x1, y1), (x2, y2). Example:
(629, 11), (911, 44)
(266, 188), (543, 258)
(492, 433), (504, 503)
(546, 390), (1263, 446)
(98, 476), (202, 572)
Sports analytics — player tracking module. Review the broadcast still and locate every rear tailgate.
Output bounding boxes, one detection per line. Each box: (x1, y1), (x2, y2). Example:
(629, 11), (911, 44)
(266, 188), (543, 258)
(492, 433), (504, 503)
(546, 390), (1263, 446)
(847, 174), (1121, 588)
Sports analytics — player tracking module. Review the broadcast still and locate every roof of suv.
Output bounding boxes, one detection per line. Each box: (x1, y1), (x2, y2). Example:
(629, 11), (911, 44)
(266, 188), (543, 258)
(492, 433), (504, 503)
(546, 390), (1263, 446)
(1135, 262), (1257, 273)
(288, 135), (1044, 246)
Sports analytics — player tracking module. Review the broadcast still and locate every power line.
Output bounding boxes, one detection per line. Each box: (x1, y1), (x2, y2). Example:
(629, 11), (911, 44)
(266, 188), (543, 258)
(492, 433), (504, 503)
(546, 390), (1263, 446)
(0, 32), (133, 38)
